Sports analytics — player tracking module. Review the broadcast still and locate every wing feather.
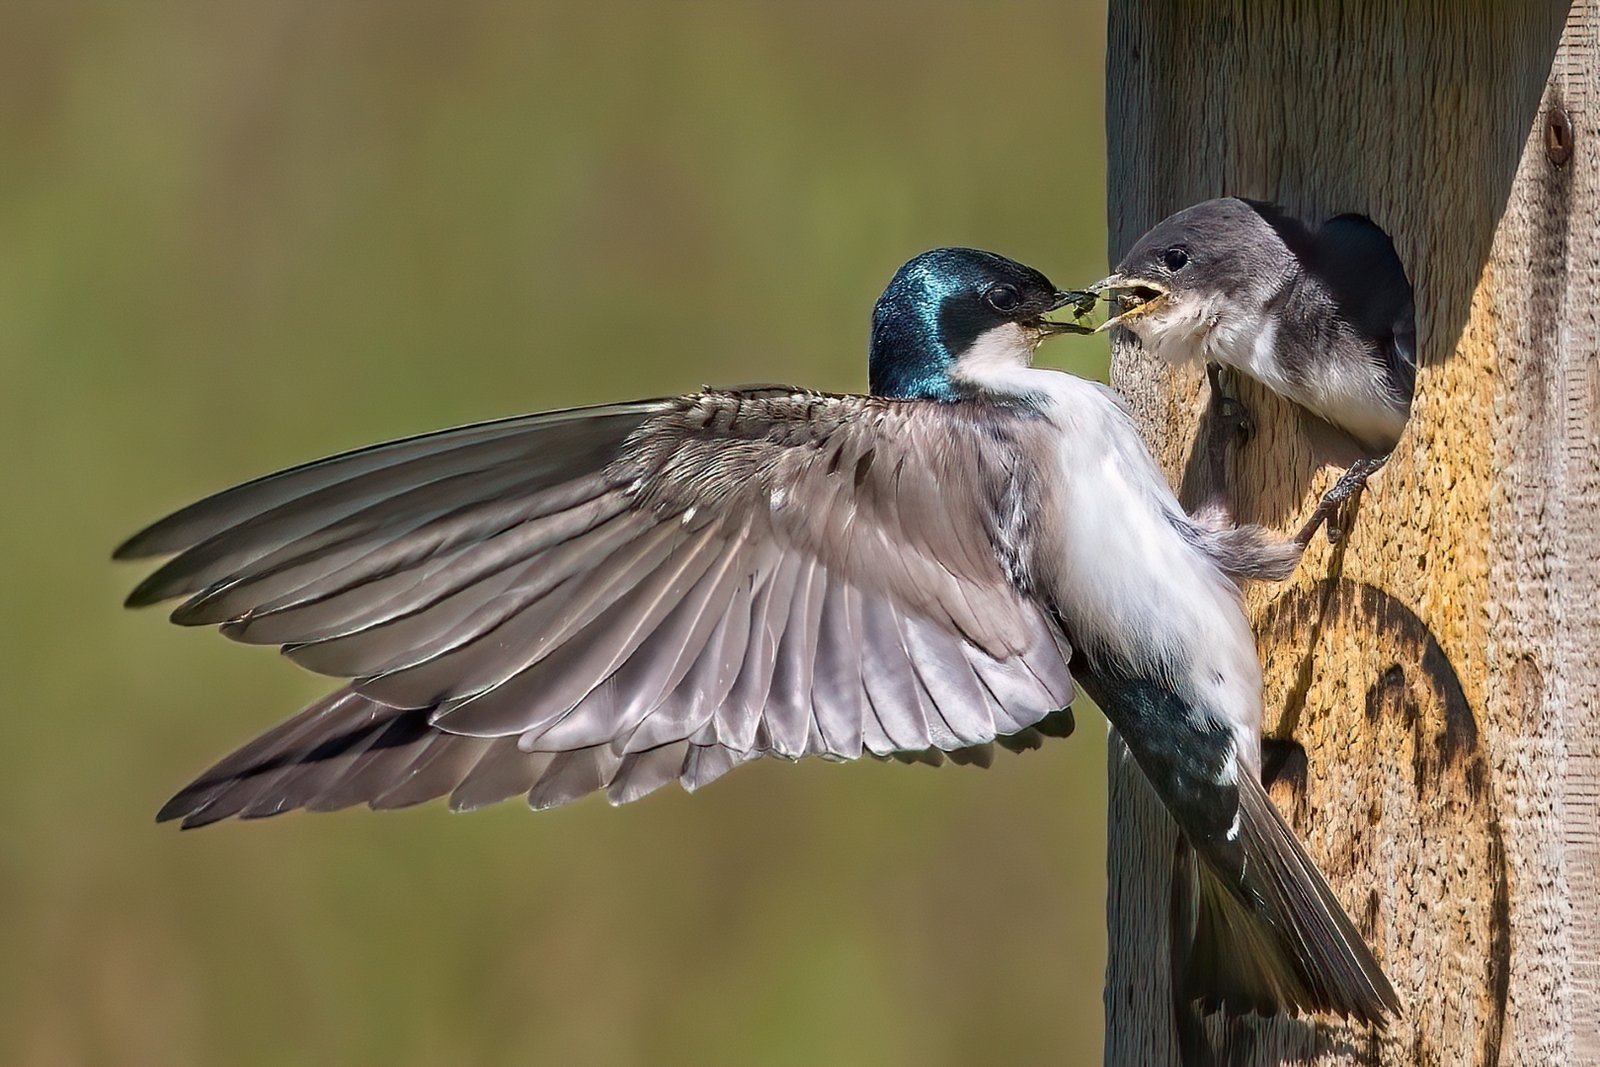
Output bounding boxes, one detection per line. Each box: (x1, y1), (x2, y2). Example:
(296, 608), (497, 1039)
(809, 582), (866, 759)
(171, 466), (584, 626)
(715, 550), (802, 753)
(425, 517), (730, 738)
(633, 568), (757, 754)
(450, 742), (554, 813)
(125, 390), (1077, 825)
(606, 742), (692, 806)
(302, 712), (436, 814)
(857, 594), (936, 752)
(899, 613), (995, 746)
(213, 481), (627, 642)
(118, 405), (662, 560)
(763, 556), (826, 759)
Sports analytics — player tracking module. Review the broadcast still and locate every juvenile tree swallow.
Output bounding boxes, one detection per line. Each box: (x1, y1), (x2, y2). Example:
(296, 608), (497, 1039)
(117, 247), (1397, 1023)
(1093, 198), (1415, 513)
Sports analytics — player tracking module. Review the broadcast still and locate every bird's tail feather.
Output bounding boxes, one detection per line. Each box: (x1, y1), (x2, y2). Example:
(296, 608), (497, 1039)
(1180, 769), (1401, 1025)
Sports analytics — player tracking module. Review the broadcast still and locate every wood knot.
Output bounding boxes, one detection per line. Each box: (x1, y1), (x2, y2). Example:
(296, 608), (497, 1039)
(1545, 105), (1573, 167)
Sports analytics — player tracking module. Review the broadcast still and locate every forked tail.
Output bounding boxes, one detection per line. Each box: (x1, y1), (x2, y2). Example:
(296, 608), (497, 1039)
(1176, 768), (1401, 1024)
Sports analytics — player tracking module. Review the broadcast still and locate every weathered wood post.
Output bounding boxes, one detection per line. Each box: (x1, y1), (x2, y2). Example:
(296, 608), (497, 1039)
(1102, 3), (1599, 1064)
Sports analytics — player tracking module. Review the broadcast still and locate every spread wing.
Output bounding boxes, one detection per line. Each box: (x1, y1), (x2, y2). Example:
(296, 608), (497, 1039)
(117, 389), (1076, 827)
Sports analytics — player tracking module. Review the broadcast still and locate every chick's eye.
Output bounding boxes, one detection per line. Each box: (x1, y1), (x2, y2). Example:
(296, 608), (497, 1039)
(1162, 247), (1189, 272)
(985, 284), (1022, 312)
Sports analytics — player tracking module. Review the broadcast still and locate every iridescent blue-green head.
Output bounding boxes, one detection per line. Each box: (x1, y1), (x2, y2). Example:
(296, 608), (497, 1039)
(869, 248), (1080, 400)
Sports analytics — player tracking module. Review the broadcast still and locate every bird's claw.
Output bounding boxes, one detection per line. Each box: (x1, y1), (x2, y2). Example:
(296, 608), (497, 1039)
(1294, 454), (1390, 547)
(1205, 362), (1255, 447)
(1217, 394), (1255, 447)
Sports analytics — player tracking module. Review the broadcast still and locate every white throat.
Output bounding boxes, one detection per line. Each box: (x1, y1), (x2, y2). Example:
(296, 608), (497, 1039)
(1126, 294), (1222, 367)
(949, 322), (1039, 394)
(1132, 298), (1303, 403)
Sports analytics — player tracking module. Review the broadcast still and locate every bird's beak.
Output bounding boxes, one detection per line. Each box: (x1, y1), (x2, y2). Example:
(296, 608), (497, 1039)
(1036, 289), (1103, 335)
(1087, 273), (1169, 333)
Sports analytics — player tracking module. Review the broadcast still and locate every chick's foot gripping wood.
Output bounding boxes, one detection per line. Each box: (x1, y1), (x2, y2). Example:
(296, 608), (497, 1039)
(1199, 362), (1255, 518)
(1293, 454), (1390, 547)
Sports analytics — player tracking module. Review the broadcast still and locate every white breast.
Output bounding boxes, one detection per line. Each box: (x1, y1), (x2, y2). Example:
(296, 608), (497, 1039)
(970, 363), (1267, 759)
(1205, 309), (1407, 452)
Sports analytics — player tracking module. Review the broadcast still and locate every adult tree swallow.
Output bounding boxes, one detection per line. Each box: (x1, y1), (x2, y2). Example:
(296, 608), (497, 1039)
(1092, 198), (1415, 514)
(117, 247), (1397, 1023)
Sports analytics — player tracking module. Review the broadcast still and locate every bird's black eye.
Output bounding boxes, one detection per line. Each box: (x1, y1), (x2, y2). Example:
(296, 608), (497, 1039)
(1162, 247), (1189, 272)
(984, 284), (1022, 312)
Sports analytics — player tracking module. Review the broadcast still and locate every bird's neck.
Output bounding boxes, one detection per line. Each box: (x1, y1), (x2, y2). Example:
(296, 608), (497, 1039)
(1200, 266), (1317, 393)
(874, 315), (1048, 404)
(868, 307), (959, 401)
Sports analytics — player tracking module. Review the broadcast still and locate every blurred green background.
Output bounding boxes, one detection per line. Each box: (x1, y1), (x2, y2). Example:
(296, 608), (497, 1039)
(2, 3), (1112, 1064)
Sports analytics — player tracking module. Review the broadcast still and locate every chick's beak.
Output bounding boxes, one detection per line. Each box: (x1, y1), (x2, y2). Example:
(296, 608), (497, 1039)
(1088, 273), (1168, 333)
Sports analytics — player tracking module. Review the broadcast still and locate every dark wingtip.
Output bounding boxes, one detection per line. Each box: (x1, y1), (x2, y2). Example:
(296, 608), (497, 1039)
(156, 780), (229, 827)
(112, 535), (150, 562)
(122, 562), (215, 614)
(179, 811), (228, 830)
(122, 574), (173, 610)
(112, 518), (176, 562)
(154, 797), (192, 825)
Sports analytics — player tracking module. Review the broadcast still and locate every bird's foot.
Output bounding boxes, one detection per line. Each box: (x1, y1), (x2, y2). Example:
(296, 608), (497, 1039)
(1200, 363), (1254, 516)
(1206, 362), (1254, 448)
(1294, 453), (1390, 547)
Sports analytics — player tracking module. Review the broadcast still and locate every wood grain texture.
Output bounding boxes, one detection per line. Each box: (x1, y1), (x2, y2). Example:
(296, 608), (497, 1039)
(1102, 2), (1596, 1063)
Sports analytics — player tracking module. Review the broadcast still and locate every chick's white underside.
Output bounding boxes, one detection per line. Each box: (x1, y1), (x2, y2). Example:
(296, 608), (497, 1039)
(1132, 294), (1407, 451)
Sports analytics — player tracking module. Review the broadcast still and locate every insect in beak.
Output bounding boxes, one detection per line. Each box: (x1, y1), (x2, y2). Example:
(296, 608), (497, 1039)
(1036, 289), (1107, 335)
